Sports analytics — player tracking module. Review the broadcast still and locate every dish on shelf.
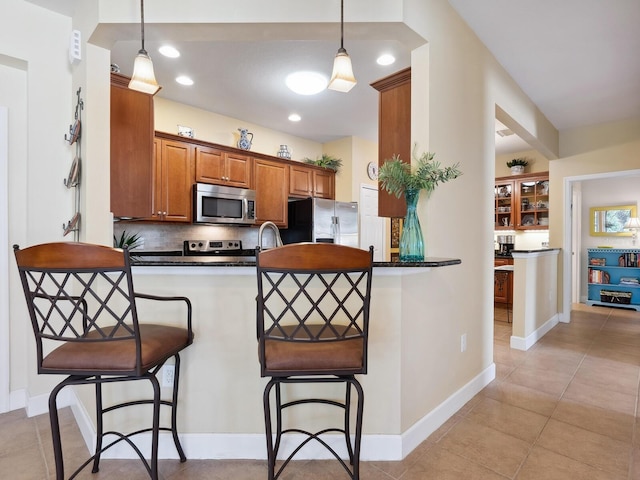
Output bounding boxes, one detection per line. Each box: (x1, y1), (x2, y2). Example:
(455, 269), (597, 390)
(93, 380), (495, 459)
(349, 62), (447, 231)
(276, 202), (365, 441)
(521, 215), (536, 226)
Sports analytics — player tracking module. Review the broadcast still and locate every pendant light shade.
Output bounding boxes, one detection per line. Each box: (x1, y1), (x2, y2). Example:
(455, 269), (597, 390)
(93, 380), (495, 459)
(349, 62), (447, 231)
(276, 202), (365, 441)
(129, 0), (161, 95)
(328, 0), (356, 92)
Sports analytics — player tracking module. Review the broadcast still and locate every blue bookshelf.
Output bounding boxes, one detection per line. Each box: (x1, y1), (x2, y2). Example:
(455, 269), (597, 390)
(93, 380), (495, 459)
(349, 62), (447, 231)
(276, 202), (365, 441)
(587, 248), (640, 311)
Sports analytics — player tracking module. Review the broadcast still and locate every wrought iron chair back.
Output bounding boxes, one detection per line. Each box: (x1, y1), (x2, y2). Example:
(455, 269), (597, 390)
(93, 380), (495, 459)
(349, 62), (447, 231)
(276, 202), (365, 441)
(255, 242), (374, 480)
(13, 242), (193, 480)
(256, 243), (373, 377)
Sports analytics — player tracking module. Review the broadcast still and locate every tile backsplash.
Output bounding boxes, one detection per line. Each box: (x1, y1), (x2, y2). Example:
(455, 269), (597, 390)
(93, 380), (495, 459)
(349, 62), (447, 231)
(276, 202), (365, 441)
(113, 222), (279, 251)
(494, 230), (550, 250)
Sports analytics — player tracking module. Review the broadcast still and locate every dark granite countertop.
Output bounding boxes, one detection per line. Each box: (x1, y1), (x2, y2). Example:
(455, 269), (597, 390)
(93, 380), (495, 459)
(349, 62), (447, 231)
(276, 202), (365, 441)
(511, 247), (560, 254)
(130, 257), (461, 268)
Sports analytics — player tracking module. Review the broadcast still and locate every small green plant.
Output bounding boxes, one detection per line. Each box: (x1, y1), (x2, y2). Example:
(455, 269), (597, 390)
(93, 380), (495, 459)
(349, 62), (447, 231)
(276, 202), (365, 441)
(113, 230), (143, 250)
(303, 154), (343, 173)
(378, 147), (462, 198)
(506, 158), (529, 168)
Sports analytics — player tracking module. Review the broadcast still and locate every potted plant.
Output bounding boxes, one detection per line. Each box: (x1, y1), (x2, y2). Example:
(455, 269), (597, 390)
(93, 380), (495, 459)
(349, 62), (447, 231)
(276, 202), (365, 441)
(303, 154), (343, 173)
(378, 148), (462, 261)
(113, 230), (143, 250)
(506, 158), (528, 175)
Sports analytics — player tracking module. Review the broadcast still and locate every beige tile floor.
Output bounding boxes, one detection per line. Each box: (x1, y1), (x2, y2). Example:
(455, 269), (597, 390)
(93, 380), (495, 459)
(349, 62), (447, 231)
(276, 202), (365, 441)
(2, 304), (640, 479)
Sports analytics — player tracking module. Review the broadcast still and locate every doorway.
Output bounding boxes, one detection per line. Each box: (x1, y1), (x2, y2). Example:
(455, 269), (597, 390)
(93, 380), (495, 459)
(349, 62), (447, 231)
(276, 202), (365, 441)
(359, 184), (385, 261)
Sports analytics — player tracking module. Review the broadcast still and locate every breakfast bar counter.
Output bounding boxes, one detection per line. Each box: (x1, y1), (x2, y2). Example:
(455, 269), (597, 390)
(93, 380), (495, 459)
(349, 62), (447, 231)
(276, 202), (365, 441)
(75, 256), (465, 463)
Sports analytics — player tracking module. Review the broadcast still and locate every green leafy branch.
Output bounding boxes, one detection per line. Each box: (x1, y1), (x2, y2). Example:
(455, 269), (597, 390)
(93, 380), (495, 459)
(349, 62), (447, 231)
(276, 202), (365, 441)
(303, 154), (343, 172)
(113, 230), (143, 250)
(378, 148), (462, 198)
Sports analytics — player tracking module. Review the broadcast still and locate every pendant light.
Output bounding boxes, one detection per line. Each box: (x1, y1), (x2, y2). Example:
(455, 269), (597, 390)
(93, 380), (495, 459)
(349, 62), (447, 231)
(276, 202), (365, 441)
(128, 0), (161, 95)
(328, 0), (357, 92)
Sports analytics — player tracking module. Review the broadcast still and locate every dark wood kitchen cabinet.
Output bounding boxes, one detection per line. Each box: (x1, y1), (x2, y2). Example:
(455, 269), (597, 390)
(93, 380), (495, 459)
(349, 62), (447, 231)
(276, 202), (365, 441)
(254, 158), (289, 227)
(110, 73), (154, 218)
(289, 163), (335, 199)
(150, 137), (194, 222)
(371, 67), (411, 218)
(195, 145), (252, 188)
(494, 257), (513, 307)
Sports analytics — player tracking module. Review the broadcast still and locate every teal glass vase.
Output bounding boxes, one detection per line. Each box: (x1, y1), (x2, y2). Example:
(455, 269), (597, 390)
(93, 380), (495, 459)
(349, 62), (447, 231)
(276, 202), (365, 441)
(399, 188), (425, 262)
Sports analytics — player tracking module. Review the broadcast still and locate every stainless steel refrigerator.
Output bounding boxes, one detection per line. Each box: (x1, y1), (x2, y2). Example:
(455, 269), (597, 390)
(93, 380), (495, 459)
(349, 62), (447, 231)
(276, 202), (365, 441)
(280, 198), (359, 247)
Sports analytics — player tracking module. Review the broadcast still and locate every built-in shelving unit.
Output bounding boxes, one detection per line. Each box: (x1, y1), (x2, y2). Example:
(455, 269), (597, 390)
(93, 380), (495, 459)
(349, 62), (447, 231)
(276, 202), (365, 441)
(587, 248), (640, 311)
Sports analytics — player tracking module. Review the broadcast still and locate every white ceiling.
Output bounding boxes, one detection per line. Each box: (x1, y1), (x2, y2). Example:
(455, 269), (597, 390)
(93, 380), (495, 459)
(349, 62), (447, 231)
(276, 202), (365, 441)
(34, 0), (640, 155)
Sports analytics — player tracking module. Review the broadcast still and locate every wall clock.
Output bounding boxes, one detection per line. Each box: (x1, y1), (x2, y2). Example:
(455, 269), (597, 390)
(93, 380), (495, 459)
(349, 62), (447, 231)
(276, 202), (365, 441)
(367, 161), (379, 180)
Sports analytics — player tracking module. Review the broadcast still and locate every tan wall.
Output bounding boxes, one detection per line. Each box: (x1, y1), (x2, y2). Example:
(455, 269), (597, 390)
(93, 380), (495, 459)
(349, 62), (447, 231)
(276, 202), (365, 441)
(155, 98), (323, 162)
(495, 149), (550, 178)
(9, 0), (635, 451)
(549, 125), (640, 314)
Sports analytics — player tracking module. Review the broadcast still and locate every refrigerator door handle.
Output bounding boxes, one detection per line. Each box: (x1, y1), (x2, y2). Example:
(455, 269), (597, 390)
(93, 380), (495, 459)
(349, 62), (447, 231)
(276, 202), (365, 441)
(332, 215), (339, 243)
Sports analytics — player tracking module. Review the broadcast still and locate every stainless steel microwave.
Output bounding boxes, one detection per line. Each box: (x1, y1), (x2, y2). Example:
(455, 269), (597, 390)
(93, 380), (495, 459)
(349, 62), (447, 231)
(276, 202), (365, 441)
(193, 183), (256, 225)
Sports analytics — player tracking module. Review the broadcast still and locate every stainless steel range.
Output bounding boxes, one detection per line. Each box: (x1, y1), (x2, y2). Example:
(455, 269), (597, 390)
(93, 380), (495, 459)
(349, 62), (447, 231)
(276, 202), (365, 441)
(183, 239), (256, 262)
(131, 239), (257, 263)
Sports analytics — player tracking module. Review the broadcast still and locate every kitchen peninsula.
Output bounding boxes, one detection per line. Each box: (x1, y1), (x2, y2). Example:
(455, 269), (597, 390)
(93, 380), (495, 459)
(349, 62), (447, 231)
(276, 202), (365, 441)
(82, 255), (463, 462)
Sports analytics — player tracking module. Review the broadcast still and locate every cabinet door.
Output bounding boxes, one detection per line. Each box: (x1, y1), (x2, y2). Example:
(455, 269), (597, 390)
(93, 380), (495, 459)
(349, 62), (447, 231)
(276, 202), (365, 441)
(195, 146), (225, 184)
(494, 271), (512, 304)
(225, 152), (252, 188)
(495, 180), (514, 229)
(313, 169), (335, 199)
(159, 139), (194, 222)
(289, 164), (313, 198)
(515, 174), (549, 229)
(149, 138), (162, 220)
(195, 148), (252, 188)
(110, 73), (153, 218)
(371, 68), (411, 218)
(254, 158), (289, 227)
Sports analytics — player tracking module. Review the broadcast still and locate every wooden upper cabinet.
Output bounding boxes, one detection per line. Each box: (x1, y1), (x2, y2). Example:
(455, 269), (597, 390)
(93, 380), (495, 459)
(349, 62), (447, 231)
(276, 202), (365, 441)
(110, 73), (154, 218)
(151, 137), (195, 222)
(289, 163), (335, 199)
(371, 67), (411, 218)
(254, 158), (289, 227)
(195, 146), (252, 188)
(313, 169), (335, 199)
(289, 163), (314, 197)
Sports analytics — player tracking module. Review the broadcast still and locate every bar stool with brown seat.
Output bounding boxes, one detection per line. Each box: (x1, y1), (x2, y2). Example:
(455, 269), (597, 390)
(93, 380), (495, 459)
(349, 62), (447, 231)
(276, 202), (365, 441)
(255, 243), (374, 480)
(13, 242), (194, 480)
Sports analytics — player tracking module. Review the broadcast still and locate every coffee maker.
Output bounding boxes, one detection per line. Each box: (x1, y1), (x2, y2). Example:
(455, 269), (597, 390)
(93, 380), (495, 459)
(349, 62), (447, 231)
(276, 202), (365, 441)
(496, 235), (515, 256)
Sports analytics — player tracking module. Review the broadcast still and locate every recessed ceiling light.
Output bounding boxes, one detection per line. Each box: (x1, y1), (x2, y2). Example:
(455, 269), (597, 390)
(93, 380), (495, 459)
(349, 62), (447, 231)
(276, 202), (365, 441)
(176, 75), (194, 86)
(376, 54), (396, 66)
(288, 113), (301, 122)
(159, 45), (180, 58)
(285, 71), (328, 95)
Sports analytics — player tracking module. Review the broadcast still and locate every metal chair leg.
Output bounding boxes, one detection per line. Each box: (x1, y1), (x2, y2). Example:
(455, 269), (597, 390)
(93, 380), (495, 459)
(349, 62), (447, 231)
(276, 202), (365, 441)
(49, 381), (67, 480)
(343, 381), (354, 465)
(169, 354), (187, 462)
(92, 379), (103, 473)
(349, 377), (364, 480)
(263, 378), (278, 480)
(149, 374), (161, 480)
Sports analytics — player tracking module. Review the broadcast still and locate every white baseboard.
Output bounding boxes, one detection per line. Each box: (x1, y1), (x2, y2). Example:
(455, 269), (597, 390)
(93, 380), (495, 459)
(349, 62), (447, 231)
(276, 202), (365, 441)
(12, 364), (495, 462)
(399, 362), (495, 458)
(510, 314), (559, 351)
(9, 389), (27, 411)
(68, 364), (495, 462)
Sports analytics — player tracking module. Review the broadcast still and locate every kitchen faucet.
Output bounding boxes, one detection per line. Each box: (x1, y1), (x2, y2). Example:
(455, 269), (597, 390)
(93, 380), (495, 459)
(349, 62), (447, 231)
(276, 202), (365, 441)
(258, 221), (283, 250)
